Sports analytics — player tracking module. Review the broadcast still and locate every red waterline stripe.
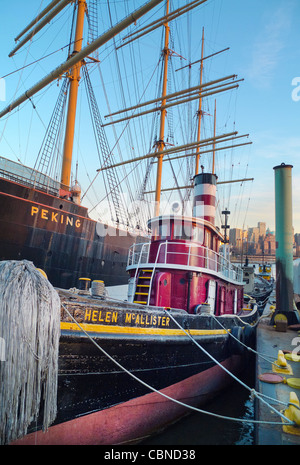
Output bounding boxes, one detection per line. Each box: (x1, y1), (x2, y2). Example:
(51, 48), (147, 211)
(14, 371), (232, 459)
(12, 355), (242, 445)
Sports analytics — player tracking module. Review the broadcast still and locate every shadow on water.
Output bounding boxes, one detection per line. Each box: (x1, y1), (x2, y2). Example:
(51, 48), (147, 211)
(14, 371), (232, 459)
(140, 357), (256, 446)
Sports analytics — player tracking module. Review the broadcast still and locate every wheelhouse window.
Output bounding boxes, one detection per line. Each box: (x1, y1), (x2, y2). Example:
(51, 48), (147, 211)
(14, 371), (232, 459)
(173, 220), (204, 243)
(152, 220), (171, 240)
(193, 224), (204, 244)
(174, 221), (192, 240)
(213, 235), (219, 252)
(205, 229), (211, 249)
(159, 222), (170, 239)
(150, 217), (210, 246)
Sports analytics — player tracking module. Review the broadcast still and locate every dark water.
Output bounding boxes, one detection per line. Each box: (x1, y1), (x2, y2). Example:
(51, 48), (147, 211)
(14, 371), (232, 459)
(140, 361), (255, 446)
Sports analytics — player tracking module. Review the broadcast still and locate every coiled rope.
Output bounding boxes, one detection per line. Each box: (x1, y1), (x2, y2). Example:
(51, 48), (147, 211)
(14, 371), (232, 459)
(0, 261), (61, 445)
(61, 302), (295, 427)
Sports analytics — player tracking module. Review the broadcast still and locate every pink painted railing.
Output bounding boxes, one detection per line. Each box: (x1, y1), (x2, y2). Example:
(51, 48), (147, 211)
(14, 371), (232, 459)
(127, 240), (243, 283)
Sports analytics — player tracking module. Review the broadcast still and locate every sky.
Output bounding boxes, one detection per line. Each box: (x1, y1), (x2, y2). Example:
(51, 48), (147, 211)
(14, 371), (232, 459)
(0, 0), (300, 234)
(217, 0), (300, 234)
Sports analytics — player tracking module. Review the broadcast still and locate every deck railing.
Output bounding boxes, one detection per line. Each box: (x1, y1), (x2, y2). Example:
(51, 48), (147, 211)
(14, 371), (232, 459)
(0, 156), (60, 196)
(127, 240), (243, 283)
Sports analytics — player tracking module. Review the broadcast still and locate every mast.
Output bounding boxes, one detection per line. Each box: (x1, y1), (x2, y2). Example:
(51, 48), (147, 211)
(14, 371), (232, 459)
(60, 0), (86, 191)
(195, 27), (204, 176)
(0, 0), (165, 117)
(154, 0), (170, 217)
(212, 99), (216, 174)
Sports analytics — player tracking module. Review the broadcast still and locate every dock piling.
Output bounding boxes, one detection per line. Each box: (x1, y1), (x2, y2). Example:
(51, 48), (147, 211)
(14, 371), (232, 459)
(273, 163), (300, 325)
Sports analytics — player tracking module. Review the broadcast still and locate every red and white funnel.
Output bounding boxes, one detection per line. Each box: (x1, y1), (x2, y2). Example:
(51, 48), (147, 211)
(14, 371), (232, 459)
(193, 173), (217, 225)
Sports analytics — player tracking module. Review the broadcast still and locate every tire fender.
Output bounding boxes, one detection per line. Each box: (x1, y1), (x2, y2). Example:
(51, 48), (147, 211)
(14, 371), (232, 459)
(229, 326), (245, 355)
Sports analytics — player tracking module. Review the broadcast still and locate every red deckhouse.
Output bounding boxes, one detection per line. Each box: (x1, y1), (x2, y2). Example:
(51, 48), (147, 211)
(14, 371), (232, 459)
(127, 172), (244, 315)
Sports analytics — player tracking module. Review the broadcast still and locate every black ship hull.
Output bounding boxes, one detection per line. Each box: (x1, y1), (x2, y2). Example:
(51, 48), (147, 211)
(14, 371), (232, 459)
(0, 177), (143, 288)
(13, 291), (258, 445)
(57, 329), (241, 424)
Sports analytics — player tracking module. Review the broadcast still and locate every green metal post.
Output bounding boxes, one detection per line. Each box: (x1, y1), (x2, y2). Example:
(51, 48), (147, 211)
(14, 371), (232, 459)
(273, 163), (300, 324)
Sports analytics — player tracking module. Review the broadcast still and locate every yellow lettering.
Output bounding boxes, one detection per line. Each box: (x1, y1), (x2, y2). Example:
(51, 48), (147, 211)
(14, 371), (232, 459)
(162, 317), (165, 326)
(66, 216), (73, 226)
(61, 215), (64, 224)
(152, 316), (157, 326)
(145, 315), (150, 325)
(75, 219), (81, 228)
(98, 311), (104, 322)
(135, 314), (140, 324)
(125, 313), (132, 323)
(140, 314), (144, 325)
(51, 212), (58, 222)
(166, 317), (170, 327)
(112, 312), (118, 323)
(157, 316), (161, 325)
(105, 312), (111, 323)
(85, 309), (92, 321)
(31, 206), (39, 216)
(92, 310), (98, 322)
(41, 209), (48, 220)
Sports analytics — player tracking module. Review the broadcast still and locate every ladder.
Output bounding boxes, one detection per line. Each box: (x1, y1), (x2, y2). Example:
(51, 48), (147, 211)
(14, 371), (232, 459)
(133, 269), (153, 305)
(86, 0), (98, 45)
(83, 65), (129, 226)
(34, 78), (68, 180)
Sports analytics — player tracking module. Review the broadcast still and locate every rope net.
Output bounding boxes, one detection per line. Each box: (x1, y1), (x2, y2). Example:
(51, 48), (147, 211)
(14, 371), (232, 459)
(0, 260), (61, 445)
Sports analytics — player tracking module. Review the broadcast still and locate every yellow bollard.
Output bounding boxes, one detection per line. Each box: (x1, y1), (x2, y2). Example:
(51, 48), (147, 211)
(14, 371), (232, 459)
(272, 350), (293, 375)
(276, 350), (288, 368)
(282, 392), (300, 436)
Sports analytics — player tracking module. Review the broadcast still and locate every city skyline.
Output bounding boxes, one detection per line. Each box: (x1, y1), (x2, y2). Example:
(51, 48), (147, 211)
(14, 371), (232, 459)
(229, 219), (300, 257)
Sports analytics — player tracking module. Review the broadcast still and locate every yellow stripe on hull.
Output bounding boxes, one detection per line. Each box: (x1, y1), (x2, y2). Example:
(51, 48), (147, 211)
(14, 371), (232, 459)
(60, 321), (228, 337)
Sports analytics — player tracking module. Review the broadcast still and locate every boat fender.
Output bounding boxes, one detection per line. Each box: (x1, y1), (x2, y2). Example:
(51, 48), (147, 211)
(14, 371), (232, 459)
(243, 325), (256, 349)
(228, 326), (245, 355)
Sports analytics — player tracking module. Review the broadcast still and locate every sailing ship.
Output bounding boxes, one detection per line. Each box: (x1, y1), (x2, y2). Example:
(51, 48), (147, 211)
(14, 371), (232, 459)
(1, 0), (260, 446)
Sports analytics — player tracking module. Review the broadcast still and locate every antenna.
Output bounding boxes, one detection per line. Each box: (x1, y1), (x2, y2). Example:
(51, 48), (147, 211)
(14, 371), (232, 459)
(221, 208), (230, 243)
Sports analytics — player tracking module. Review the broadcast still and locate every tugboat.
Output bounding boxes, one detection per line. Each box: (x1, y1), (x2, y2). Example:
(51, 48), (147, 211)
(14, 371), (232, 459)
(8, 170), (258, 446)
(258, 263), (273, 282)
(243, 259), (273, 305)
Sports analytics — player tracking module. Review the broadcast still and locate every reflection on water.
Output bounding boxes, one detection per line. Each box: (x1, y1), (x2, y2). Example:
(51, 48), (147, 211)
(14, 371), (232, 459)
(141, 361), (255, 446)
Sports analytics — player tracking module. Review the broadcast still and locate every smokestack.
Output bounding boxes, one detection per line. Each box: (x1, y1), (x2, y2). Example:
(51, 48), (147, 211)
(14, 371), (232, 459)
(193, 172), (217, 224)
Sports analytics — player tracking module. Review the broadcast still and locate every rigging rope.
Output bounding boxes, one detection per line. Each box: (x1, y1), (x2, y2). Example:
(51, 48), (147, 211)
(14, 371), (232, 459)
(61, 301), (295, 427)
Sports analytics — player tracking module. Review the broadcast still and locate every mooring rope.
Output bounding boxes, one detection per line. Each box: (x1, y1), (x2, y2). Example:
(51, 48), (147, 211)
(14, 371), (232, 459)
(164, 308), (296, 425)
(61, 302), (295, 427)
(210, 311), (300, 410)
(225, 305), (274, 328)
(210, 312), (284, 369)
(0, 261), (61, 445)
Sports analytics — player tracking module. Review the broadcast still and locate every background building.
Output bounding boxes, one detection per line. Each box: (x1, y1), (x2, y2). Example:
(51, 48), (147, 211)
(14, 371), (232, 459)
(229, 221), (299, 258)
